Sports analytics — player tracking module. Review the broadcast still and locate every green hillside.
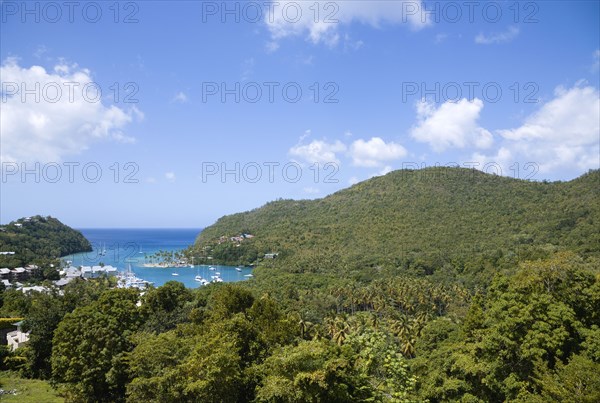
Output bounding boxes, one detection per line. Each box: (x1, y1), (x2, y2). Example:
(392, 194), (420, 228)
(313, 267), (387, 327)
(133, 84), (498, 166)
(190, 168), (599, 283)
(3, 170), (598, 402)
(0, 215), (92, 267)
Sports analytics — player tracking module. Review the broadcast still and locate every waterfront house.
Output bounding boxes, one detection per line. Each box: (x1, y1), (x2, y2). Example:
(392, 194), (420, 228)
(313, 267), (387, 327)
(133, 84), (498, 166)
(82, 265), (118, 278)
(63, 266), (82, 278)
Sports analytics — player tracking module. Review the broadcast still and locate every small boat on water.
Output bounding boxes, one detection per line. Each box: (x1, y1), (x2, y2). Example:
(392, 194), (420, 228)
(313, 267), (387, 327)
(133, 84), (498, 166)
(244, 274), (253, 277)
(235, 267), (242, 272)
(172, 273), (179, 276)
(211, 276), (223, 283)
(194, 264), (208, 285)
(117, 264), (152, 290)
(209, 266), (216, 271)
(195, 275), (209, 285)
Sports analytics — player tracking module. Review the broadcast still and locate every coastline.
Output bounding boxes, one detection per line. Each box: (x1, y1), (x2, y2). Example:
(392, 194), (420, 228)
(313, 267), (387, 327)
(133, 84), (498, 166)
(141, 263), (191, 268)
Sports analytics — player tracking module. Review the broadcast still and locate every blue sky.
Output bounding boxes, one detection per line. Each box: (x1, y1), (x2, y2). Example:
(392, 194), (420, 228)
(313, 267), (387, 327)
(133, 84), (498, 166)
(1, 0), (599, 227)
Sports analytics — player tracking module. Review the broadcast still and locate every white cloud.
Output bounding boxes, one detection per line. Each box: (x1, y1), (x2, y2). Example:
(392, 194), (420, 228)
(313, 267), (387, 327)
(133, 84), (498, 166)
(171, 91), (188, 103)
(488, 84), (600, 174)
(434, 33), (448, 44)
(241, 58), (255, 81)
(348, 176), (359, 185)
(475, 26), (519, 45)
(378, 165), (393, 175)
(349, 137), (407, 167)
(591, 49), (600, 72)
(0, 58), (142, 163)
(303, 186), (320, 194)
(33, 45), (49, 59)
(410, 98), (493, 152)
(165, 172), (176, 182)
(265, 1), (430, 49)
(289, 139), (347, 164)
(265, 41), (280, 53)
(343, 34), (364, 51)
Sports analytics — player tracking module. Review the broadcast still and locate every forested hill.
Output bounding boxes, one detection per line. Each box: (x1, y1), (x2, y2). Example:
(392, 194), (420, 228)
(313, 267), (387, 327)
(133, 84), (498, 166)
(0, 215), (92, 267)
(191, 168), (599, 279)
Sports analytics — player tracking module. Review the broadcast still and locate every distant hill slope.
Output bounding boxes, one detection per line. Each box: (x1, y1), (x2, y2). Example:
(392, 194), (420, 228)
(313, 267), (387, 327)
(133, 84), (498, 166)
(191, 168), (599, 277)
(0, 215), (92, 267)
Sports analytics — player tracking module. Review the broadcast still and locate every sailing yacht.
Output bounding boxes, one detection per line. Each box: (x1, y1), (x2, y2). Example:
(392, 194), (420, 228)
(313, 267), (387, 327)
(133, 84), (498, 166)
(194, 266), (209, 285)
(118, 264), (151, 290)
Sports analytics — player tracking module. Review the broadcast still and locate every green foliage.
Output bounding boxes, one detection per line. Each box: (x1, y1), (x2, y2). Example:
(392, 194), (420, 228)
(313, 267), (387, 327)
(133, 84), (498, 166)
(0, 215), (92, 267)
(254, 338), (370, 402)
(51, 288), (143, 402)
(346, 328), (417, 401)
(191, 169), (600, 284)
(413, 253), (600, 402)
(0, 317), (23, 329)
(140, 281), (193, 333)
(208, 283), (255, 320)
(8, 169), (600, 402)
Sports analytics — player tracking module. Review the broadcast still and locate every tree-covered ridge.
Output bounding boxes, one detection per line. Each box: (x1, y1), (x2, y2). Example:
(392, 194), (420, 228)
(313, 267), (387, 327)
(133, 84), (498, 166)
(0, 170), (598, 401)
(191, 168), (600, 279)
(0, 216), (92, 267)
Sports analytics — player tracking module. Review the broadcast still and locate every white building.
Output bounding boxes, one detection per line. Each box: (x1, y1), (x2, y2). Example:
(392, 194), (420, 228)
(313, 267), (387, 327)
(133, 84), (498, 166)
(6, 321), (29, 351)
(20, 286), (50, 294)
(0, 268), (10, 280)
(81, 265), (118, 278)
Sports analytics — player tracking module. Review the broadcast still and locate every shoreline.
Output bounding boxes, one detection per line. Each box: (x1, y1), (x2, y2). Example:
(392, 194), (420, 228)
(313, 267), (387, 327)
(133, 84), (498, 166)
(141, 263), (190, 268)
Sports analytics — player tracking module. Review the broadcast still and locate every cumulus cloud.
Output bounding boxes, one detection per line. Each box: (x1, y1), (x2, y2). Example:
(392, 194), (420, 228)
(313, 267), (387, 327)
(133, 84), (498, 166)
(171, 91), (188, 103)
(349, 137), (407, 167)
(410, 98), (493, 152)
(0, 58), (142, 163)
(378, 165), (393, 175)
(303, 186), (320, 194)
(165, 172), (176, 182)
(265, 1), (430, 48)
(487, 83), (600, 174)
(475, 26), (519, 45)
(289, 139), (347, 164)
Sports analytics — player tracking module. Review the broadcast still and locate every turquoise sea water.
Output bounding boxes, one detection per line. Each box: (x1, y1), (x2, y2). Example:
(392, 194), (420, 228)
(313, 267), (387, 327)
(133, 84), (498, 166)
(63, 228), (253, 288)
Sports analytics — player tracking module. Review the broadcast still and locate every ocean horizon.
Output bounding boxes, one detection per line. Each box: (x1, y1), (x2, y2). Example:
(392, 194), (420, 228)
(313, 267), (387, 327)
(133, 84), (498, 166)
(64, 228), (253, 288)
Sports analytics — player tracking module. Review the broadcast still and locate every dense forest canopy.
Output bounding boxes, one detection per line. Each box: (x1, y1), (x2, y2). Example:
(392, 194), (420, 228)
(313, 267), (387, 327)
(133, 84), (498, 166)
(190, 167), (599, 284)
(1, 168), (599, 402)
(0, 215), (92, 268)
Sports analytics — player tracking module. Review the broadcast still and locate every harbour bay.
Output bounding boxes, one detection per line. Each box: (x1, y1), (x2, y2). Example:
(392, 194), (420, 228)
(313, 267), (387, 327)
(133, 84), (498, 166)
(64, 228), (253, 288)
